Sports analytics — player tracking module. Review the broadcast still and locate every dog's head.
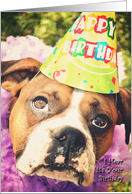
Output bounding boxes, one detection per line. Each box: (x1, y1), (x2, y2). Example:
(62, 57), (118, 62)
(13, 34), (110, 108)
(1, 58), (131, 186)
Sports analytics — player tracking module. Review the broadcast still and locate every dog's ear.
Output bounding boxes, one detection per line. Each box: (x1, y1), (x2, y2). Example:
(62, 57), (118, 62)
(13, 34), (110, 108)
(117, 87), (131, 145)
(1, 58), (42, 96)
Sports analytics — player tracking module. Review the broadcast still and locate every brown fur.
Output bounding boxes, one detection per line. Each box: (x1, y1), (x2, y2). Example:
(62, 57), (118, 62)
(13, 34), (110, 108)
(1, 58), (131, 186)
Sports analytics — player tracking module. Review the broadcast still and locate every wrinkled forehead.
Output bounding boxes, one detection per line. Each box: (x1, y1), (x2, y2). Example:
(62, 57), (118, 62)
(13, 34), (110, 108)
(21, 72), (116, 108)
(20, 73), (73, 101)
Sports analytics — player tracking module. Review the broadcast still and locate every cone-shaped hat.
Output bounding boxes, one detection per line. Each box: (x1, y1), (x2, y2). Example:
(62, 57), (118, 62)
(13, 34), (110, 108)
(40, 12), (119, 94)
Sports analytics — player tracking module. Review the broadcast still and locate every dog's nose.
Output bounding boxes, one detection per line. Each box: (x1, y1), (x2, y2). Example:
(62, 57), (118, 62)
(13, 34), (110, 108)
(56, 127), (86, 154)
(45, 127), (86, 165)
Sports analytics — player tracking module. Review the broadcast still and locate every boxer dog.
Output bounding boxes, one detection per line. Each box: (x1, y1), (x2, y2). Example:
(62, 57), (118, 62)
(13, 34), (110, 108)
(1, 58), (131, 186)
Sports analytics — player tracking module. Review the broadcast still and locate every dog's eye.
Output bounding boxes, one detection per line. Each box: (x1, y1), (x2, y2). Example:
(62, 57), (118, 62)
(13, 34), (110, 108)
(33, 97), (48, 111)
(34, 100), (46, 109)
(92, 117), (107, 128)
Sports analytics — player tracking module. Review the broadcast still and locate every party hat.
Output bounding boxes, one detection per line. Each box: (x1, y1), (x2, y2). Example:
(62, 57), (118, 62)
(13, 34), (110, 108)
(40, 12), (119, 94)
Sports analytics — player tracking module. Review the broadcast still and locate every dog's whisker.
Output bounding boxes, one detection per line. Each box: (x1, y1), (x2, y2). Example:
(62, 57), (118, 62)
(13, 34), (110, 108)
(15, 142), (27, 153)
(95, 159), (100, 165)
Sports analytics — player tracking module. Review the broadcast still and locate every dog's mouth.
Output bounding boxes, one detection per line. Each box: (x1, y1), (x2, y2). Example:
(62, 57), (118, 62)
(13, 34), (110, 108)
(31, 162), (84, 186)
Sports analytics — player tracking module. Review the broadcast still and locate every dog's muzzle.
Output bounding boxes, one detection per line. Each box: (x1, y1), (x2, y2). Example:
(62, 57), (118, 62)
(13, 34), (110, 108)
(16, 125), (95, 186)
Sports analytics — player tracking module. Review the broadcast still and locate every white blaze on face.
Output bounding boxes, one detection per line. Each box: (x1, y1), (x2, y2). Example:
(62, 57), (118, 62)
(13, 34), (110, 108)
(16, 89), (95, 186)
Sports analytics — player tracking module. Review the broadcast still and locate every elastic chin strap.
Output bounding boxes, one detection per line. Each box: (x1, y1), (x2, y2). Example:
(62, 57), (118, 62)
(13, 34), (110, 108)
(32, 70), (41, 79)
(116, 93), (118, 108)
